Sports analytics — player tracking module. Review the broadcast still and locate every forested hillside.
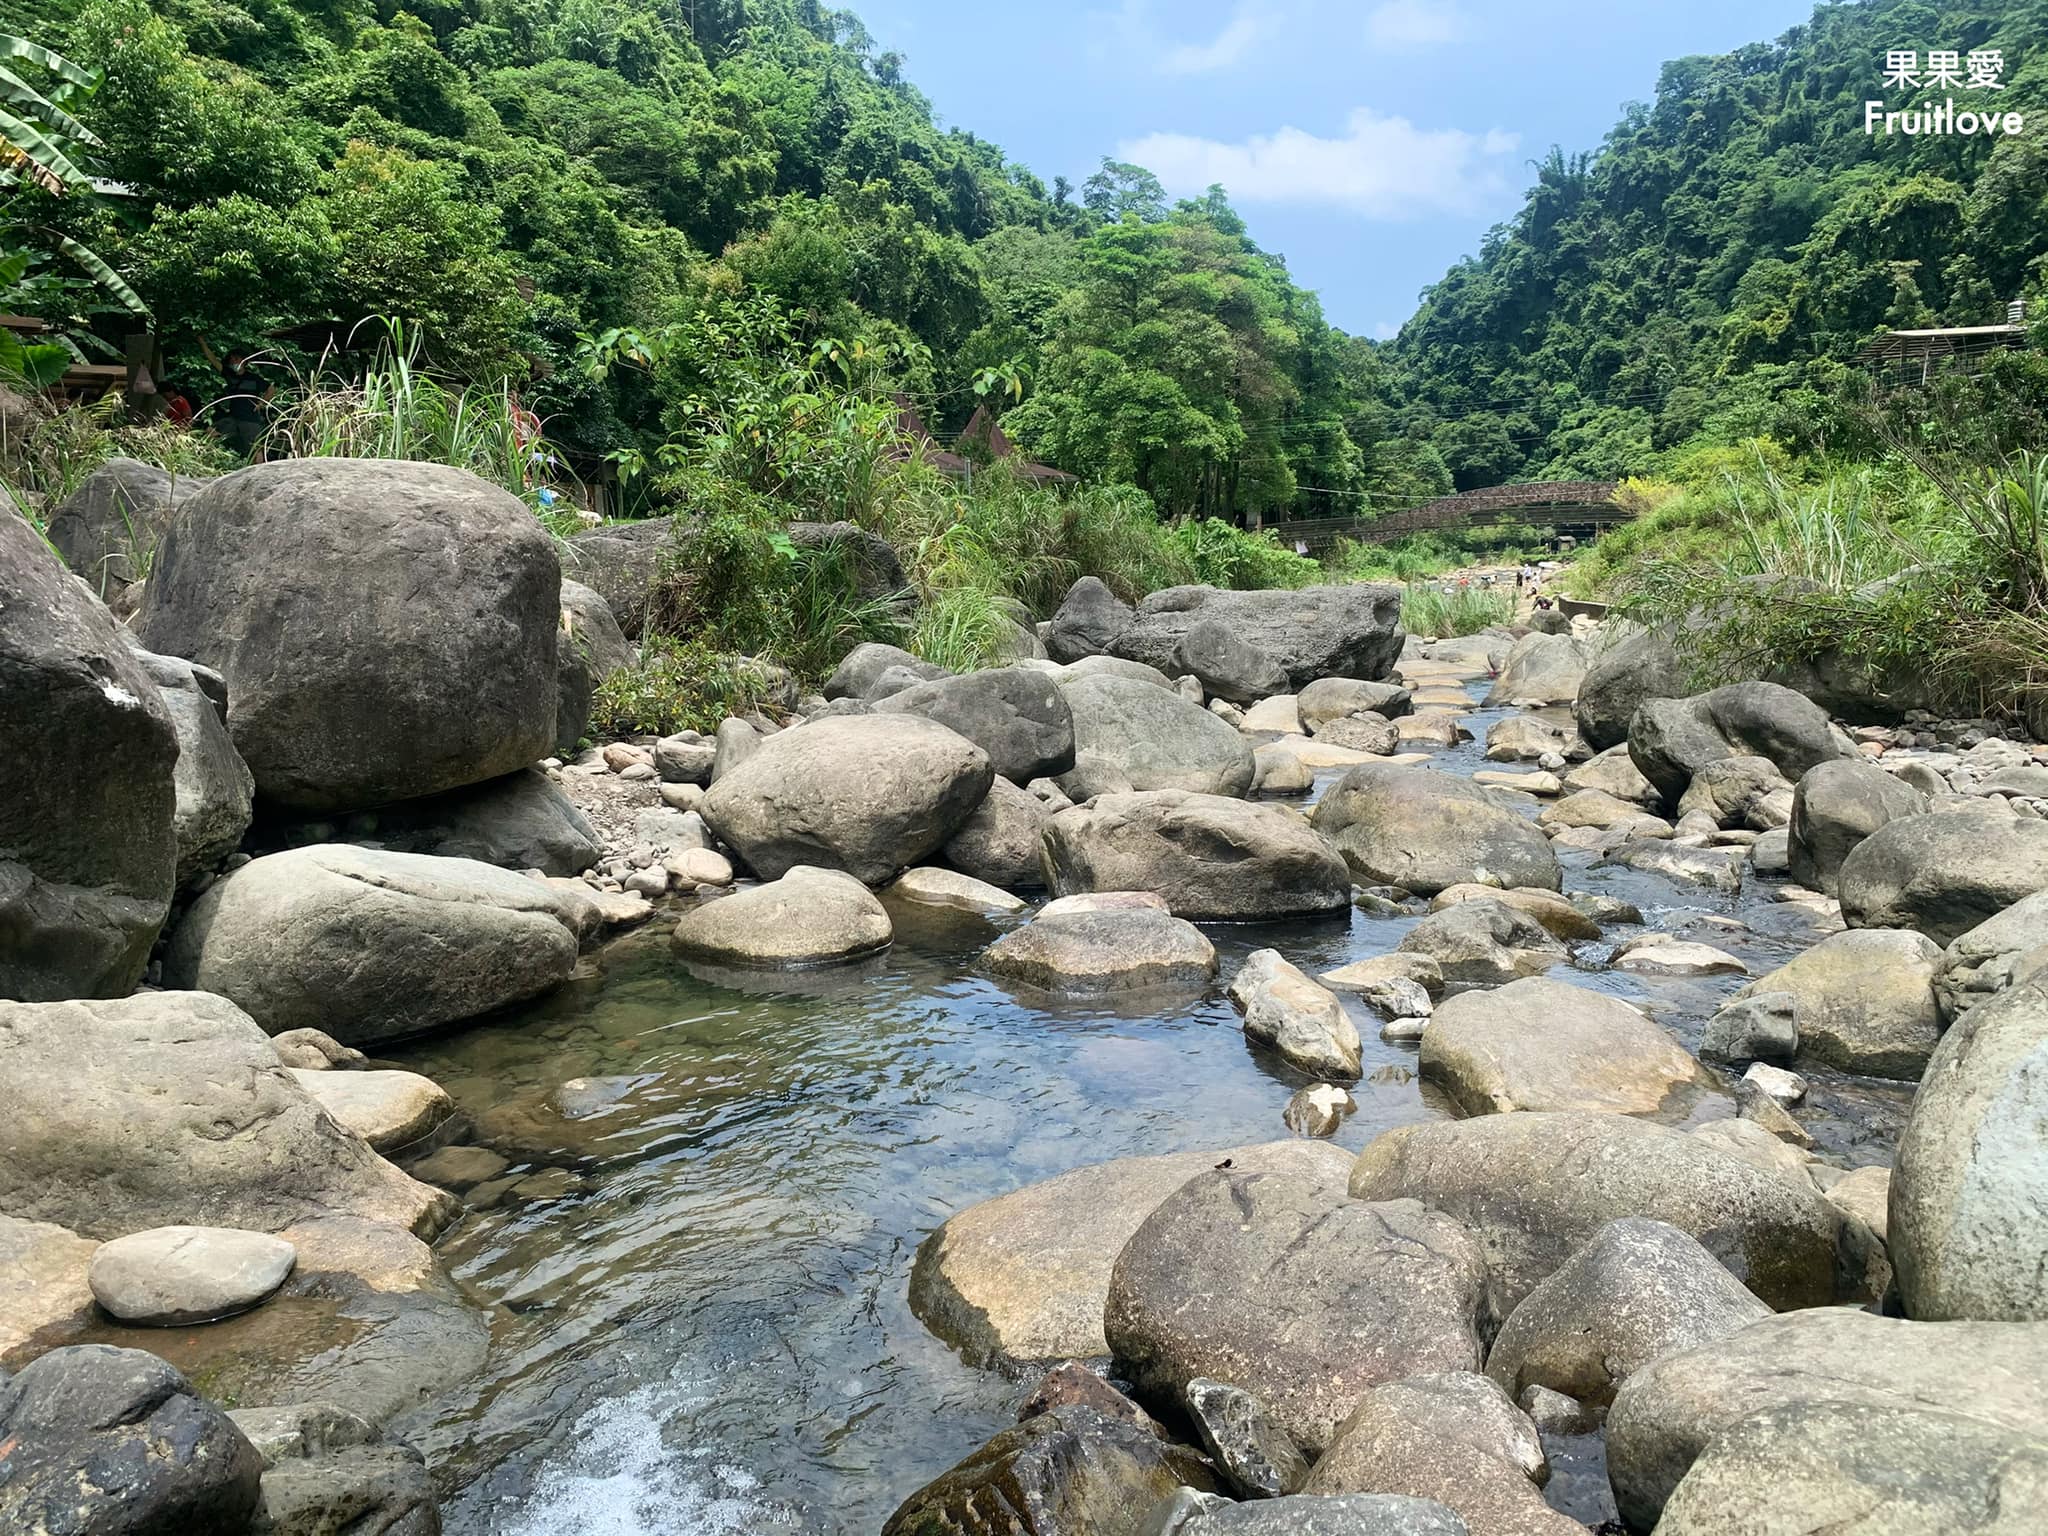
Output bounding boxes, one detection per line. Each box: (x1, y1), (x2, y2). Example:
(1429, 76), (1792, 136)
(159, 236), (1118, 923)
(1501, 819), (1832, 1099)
(2, 0), (1420, 521)
(1389, 0), (2048, 486)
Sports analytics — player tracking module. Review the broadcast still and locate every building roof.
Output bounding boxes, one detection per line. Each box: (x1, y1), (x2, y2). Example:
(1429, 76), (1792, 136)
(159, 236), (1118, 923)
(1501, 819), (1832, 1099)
(1857, 323), (2028, 362)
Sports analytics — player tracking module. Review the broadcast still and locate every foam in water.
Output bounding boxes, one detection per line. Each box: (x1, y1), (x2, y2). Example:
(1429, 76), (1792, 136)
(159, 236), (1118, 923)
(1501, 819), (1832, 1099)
(498, 1384), (793, 1536)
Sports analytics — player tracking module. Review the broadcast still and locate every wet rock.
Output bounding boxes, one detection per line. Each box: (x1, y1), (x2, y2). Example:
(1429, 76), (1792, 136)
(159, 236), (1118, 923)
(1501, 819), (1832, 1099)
(407, 1145), (509, 1194)
(1701, 992), (1799, 1064)
(1185, 1378), (1307, 1498)
(1300, 1372), (1574, 1536)
(1484, 1218), (1770, 1408)
(136, 459), (559, 815)
(1484, 712), (1573, 764)
(1655, 1397), (2048, 1536)
(291, 1070), (456, 1156)
(164, 846), (581, 1048)
(1483, 632), (1585, 708)
(1106, 1160), (1486, 1454)
(0, 1345), (262, 1536)
(942, 775), (1052, 891)
(1893, 973), (2048, 1321)
(0, 508), (178, 1000)
(983, 909), (1217, 998)
(823, 642), (946, 700)
(1048, 576), (1136, 663)
(1018, 1363), (1159, 1434)
(1604, 1308), (2048, 1530)
(1397, 898), (1566, 986)
(881, 1404), (1214, 1536)
(229, 1403), (439, 1536)
(1421, 976), (1711, 1117)
(1933, 889), (2048, 1023)
(360, 767), (600, 877)
(1320, 952), (1444, 1001)
(672, 865), (892, 967)
(0, 991), (451, 1240)
(701, 713), (993, 884)
(1043, 791), (1349, 919)
(872, 665), (1078, 783)
(1311, 763), (1560, 895)
(1605, 838), (1745, 894)
(130, 647), (255, 887)
(1037, 890), (1169, 918)
(1109, 584), (1404, 689)
(1788, 758), (1928, 894)
(887, 865), (1027, 915)
(1059, 674), (1257, 797)
(1349, 1112), (1842, 1319)
(1175, 620), (1291, 705)
(88, 1226), (297, 1327)
(1612, 934), (1747, 975)
(1838, 804), (2048, 945)
(1229, 950), (1363, 1080)
(1149, 1491), (1471, 1535)
(909, 1142), (1343, 1365)
(1627, 682), (1856, 807)
(1729, 927), (1943, 1080)
(1282, 1083), (1356, 1138)
(1296, 677), (1412, 730)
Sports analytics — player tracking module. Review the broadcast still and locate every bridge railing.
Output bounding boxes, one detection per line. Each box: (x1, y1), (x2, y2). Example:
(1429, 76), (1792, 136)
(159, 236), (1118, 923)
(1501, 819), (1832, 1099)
(1274, 481), (1625, 551)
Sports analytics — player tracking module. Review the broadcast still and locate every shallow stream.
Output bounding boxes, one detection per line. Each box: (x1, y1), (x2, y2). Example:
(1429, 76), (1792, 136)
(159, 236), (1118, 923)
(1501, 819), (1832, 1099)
(388, 684), (1910, 1534)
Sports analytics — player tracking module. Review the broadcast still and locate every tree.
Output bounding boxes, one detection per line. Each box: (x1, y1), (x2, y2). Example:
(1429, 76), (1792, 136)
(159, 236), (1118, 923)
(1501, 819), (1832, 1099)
(1081, 157), (1165, 223)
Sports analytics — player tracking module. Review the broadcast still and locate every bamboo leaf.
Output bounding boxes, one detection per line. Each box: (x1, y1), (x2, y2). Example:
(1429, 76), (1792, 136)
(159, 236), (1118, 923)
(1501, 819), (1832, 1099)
(0, 35), (97, 91)
(0, 64), (98, 147)
(56, 234), (148, 315)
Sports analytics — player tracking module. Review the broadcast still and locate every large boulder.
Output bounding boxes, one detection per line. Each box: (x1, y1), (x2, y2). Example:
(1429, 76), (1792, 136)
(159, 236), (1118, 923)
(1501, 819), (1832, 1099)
(1047, 575), (1135, 663)
(909, 1141), (1343, 1366)
(1, 509), (178, 1000)
(881, 1405), (1213, 1536)
(942, 775), (1051, 891)
(561, 517), (684, 638)
(130, 647), (254, 888)
(1573, 622), (1689, 752)
(1482, 633), (1585, 708)
(672, 865), (892, 967)
(1299, 1373), (1576, 1536)
(1728, 927), (1944, 1080)
(1892, 973), (2048, 1321)
(1310, 764), (1560, 895)
(1042, 791), (1349, 920)
(1175, 620), (1291, 704)
(1420, 977), (1712, 1118)
(786, 518), (909, 606)
(44, 457), (205, 613)
(135, 459), (560, 815)
(1934, 890), (2048, 1023)
(1483, 1218), (1770, 1408)
(824, 641), (946, 701)
(1106, 1159), (1486, 1454)
(1653, 1397), (2048, 1536)
(0, 1345), (262, 1536)
(1627, 681), (1856, 807)
(700, 714), (993, 884)
(871, 665), (1076, 783)
(1059, 673), (1257, 797)
(1296, 677), (1412, 730)
(1787, 758), (1927, 895)
(1229, 949), (1363, 1080)
(163, 845), (581, 1047)
(1110, 584), (1405, 688)
(1605, 1308), (2048, 1530)
(1348, 1112), (1842, 1321)
(360, 767), (600, 877)
(982, 908), (1216, 998)
(554, 576), (632, 753)
(0, 991), (451, 1239)
(1838, 806), (2048, 945)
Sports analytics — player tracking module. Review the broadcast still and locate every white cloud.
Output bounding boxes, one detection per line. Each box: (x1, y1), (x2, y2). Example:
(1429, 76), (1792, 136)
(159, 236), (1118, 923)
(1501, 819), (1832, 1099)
(1372, 320), (1402, 341)
(1364, 0), (1467, 50)
(1118, 109), (1518, 219)
(1160, 3), (1270, 74)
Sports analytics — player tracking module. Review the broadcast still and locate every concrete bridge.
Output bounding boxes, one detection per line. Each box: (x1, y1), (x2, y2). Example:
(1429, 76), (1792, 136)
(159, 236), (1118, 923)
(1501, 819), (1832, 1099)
(1281, 481), (1628, 550)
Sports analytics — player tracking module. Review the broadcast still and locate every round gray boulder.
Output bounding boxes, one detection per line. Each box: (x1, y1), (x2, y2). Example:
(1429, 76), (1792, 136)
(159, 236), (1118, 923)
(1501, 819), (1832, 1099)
(1788, 758), (1927, 895)
(1047, 575), (1135, 663)
(671, 865), (892, 967)
(1482, 632), (1585, 708)
(941, 774), (1052, 891)
(128, 646), (254, 889)
(135, 459), (560, 815)
(88, 1226), (297, 1326)
(1175, 619), (1291, 705)
(1059, 673), (1257, 796)
(1627, 681), (1856, 807)
(358, 767), (600, 876)
(1310, 763), (1560, 895)
(982, 908), (1217, 998)
(1839, 805), (2048, 946)
(870, 665), (1076, 783)
(1934, 890), (2048, 1023)
(1727, 927), (1943, 1080)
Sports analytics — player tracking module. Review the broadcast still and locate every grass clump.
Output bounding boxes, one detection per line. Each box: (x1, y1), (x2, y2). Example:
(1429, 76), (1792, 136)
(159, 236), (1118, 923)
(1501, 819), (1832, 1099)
(1401, 581), (1516, 637)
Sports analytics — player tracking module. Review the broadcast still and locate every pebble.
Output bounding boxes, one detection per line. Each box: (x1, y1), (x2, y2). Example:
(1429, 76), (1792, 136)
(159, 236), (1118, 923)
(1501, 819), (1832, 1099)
(624, 867), (669, 898)
(1282, 1083), (1357, 1138)
(1379, 1016), (1428, 1044)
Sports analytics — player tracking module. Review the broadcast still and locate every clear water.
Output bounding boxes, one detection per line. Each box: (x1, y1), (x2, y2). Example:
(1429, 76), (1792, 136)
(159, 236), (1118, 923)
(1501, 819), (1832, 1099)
(386, 685), (1910, 1533)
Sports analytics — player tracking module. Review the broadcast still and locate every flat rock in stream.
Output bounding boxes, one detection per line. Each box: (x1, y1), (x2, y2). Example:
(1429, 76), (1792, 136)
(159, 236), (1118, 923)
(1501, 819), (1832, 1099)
(672, 865), (893, 966)
(87, 1226), (297, 1327)
(982, 908), (1217, 998)
(1311, 763), (1560, 895)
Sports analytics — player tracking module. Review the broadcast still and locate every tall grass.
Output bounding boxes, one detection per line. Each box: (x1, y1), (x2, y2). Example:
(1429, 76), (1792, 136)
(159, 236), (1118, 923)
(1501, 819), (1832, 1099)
(1401, 582), (1516, 637)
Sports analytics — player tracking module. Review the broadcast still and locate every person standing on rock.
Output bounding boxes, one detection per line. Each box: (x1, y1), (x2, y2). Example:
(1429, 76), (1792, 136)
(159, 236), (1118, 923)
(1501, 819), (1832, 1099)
(196, 335), (274, 460)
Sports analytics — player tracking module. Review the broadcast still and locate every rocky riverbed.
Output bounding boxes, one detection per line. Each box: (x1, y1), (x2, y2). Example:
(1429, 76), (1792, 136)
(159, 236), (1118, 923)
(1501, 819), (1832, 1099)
(6, 455), (2048, 1536)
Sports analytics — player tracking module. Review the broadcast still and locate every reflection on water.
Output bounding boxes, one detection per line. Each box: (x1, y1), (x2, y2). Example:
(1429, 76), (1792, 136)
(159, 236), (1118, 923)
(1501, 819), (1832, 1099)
(387, 687), (1912, 1533)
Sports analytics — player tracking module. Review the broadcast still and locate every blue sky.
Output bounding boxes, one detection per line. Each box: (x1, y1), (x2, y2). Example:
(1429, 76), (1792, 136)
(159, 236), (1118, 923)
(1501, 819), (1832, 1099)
(851, 0), (1822, 337)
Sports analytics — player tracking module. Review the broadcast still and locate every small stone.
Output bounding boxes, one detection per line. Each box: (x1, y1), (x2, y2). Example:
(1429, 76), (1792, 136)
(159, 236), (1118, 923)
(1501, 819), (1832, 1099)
(408, 1144), (510, 1193)
(1283, 1083), (1357, 1138)
(1380, 1017), (1428, 1044)
(666, 847), (734, 886)
(88, 1226), (297, 1326)
(1571, 893), (1643, 925)
(624, 866), (669, 897)
(290, 1068), (456, 1154)
(1742, 1061), (1808, 1105)
(1186, 1376), (1310, 1499)
(1229, 950), (1363, 1080)
(269, 1027), (367, 1071)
